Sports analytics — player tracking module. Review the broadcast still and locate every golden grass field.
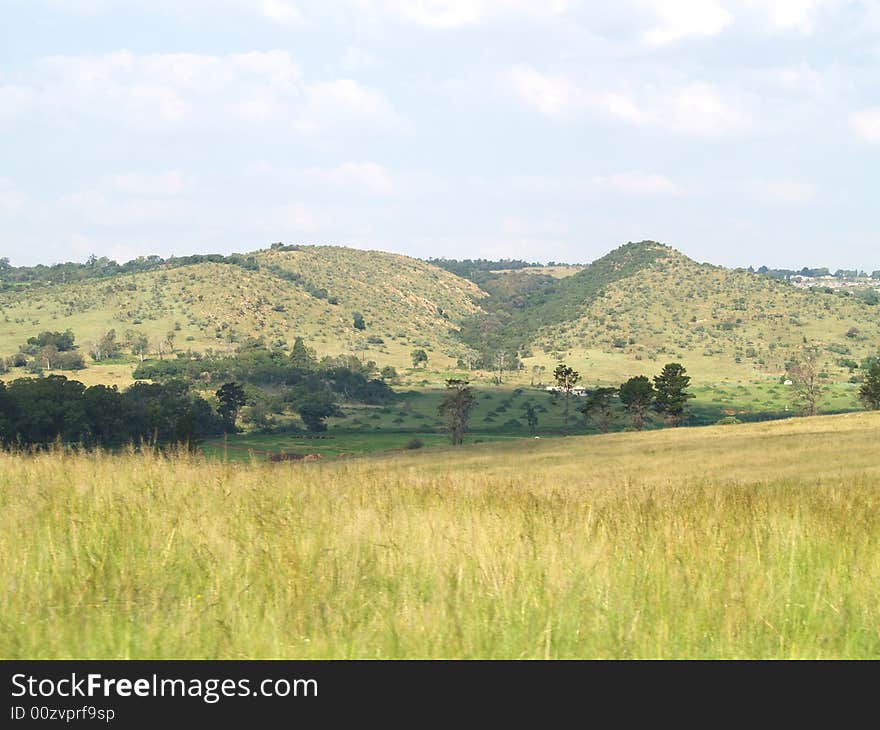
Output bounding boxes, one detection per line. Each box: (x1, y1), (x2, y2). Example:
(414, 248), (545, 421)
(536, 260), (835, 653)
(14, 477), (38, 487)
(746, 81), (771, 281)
(2, 412), (880, 659)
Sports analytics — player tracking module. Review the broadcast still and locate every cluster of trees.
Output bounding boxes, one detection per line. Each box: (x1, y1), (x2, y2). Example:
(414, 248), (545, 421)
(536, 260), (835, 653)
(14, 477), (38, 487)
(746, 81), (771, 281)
(0, 376), (223, 448)
(428, 258), (541, 282)
(3, 330), (401, 438)
(0, 333), (403, 446)
(11, 330), (86, 373)
(434, 362), (695, 447)
(554, 362), (695, 433)
(133, 337), (394, 433)
(3, 328), (160, 375)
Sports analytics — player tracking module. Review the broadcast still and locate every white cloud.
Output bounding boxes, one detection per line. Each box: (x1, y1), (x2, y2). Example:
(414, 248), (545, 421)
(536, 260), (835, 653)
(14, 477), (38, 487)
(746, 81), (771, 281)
(655, 82), (751, 135)
(0, 180), (26, 215)
(501, 216), (569, 236)
(5, 51), (402, 136)
(304, 162), (394, 194)
(640, 0), (732, 45)
(264, 202), (321, 232)
(62, 189), (190, 226)
(354, 0), (570, 30)
(850, 109), (880, 144)
(0, 85), (35, 125)
(750, 179), (817, 204)
(246, 160), (396, 196)
(339, 46), (382, 72)
(296, 79), (406, 133)
(508, 66), (582, 119)
(46, 0), (305, 26)
(106, 171), (193, 196)
(257, 0), (304, 25)
(509, 66), (751, 136)
(594, 172), (685, 195)
(743, 0), (838, 33)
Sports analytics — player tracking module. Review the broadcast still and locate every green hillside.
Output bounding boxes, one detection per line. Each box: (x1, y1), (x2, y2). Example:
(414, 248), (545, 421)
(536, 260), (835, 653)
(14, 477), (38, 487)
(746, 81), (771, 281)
(0, 245), (485, 370)
(2, 240), (879, 398)
(519, 242), (880, 385)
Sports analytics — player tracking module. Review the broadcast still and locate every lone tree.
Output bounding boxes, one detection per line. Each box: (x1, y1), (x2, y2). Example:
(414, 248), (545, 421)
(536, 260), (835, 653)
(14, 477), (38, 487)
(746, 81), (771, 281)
(580, 387), (618, 433)
(438, 378), (476, 445)
(523, 402), (539, 434)
(216, 381), (247, 433)
(130, 333), (150, 362)
(380, 365), (399, 383)
(788, 345), (823, 416)
(619, 375), (654, 430)
(290, 336), (316, 370)
(295, 391), (341, 432)
(352, 311), (366, 330)
(652, 363), (694, 426)
(411, 348), (428, 369)
(553, 363), (580, 435)
(859, 357), (880, 410)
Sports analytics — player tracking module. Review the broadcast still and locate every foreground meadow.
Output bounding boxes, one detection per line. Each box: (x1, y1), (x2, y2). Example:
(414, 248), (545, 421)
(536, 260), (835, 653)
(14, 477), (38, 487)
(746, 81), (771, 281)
(2, 413), (880, 658)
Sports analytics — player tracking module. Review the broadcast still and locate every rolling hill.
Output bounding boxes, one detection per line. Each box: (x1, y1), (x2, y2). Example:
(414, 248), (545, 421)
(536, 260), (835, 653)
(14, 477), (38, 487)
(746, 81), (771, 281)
(2, 240), (879, 390)
(0, 245), (484, 370)
(511, 242), (880, 384)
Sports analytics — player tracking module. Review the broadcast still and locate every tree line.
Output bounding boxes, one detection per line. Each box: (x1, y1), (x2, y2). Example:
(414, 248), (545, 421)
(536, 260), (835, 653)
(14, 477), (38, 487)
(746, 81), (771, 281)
(0, 376), (223, 448)
(435, 362), (695, 447)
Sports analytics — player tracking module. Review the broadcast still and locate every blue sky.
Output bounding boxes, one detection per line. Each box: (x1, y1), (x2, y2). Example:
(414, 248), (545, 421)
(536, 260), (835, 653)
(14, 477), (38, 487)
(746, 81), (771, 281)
(1, 0), (879, 269)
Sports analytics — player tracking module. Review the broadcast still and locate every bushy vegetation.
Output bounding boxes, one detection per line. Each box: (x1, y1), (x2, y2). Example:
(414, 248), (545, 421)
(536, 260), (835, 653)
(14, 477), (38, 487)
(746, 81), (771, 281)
(457, 241), (669, 369)
(133, 338), (394, 404)
(0, 376), (222, 447)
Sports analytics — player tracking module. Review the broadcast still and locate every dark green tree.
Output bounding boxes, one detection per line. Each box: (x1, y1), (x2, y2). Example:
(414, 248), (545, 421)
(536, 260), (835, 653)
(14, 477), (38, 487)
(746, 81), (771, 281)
(619, 376), (654, 430)
(352, 312), (366, 330)
(580, 387), (618, 433)
(652, 363), (694, 426)
(411, 349), (428, 368)
(438, 379), (476, 445)
(216, 381), (247, 432)
(523, 402), (539, 434)
(553, 363), (580, 435)
(859, 358), (880, 410)
(294, 390), (342, 432)
(24, 329), (76, 353)
(290, 336), (316, 370)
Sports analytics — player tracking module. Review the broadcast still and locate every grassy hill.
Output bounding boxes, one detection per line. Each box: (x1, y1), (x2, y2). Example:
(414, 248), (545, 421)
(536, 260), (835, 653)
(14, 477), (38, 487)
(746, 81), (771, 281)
(5, 411), (880, 658)
(2, 241), (878, 405)
(0, 245), (484, 370)
(517, 242), (880, 385)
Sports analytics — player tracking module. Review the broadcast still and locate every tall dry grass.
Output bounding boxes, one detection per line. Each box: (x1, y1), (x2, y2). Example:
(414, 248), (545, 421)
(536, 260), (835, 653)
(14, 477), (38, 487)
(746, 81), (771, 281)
(2, 413), (880, 658)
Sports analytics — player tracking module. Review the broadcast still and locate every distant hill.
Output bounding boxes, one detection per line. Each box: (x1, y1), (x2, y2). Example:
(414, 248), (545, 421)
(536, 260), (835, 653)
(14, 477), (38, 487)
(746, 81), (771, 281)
(2, 240), (878, 386)
(0, 245), (484, 370)
(514, 242), (880, 383)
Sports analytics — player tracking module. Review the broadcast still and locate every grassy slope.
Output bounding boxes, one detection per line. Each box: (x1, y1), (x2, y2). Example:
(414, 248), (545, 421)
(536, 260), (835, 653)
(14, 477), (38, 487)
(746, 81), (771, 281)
(0, 246), (485, 370)
(2, 241), (878, 416)
(3, 412), (880, 659)
(522, 243), (880, 385)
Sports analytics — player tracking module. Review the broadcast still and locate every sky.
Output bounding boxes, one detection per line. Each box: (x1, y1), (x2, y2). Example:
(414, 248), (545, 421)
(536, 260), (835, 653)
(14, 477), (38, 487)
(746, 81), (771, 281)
(1, 0), (879, 269)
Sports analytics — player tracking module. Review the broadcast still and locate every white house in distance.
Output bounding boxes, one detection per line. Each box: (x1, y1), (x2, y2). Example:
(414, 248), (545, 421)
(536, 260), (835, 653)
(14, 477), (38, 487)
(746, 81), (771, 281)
(545, 385), (589, 397)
